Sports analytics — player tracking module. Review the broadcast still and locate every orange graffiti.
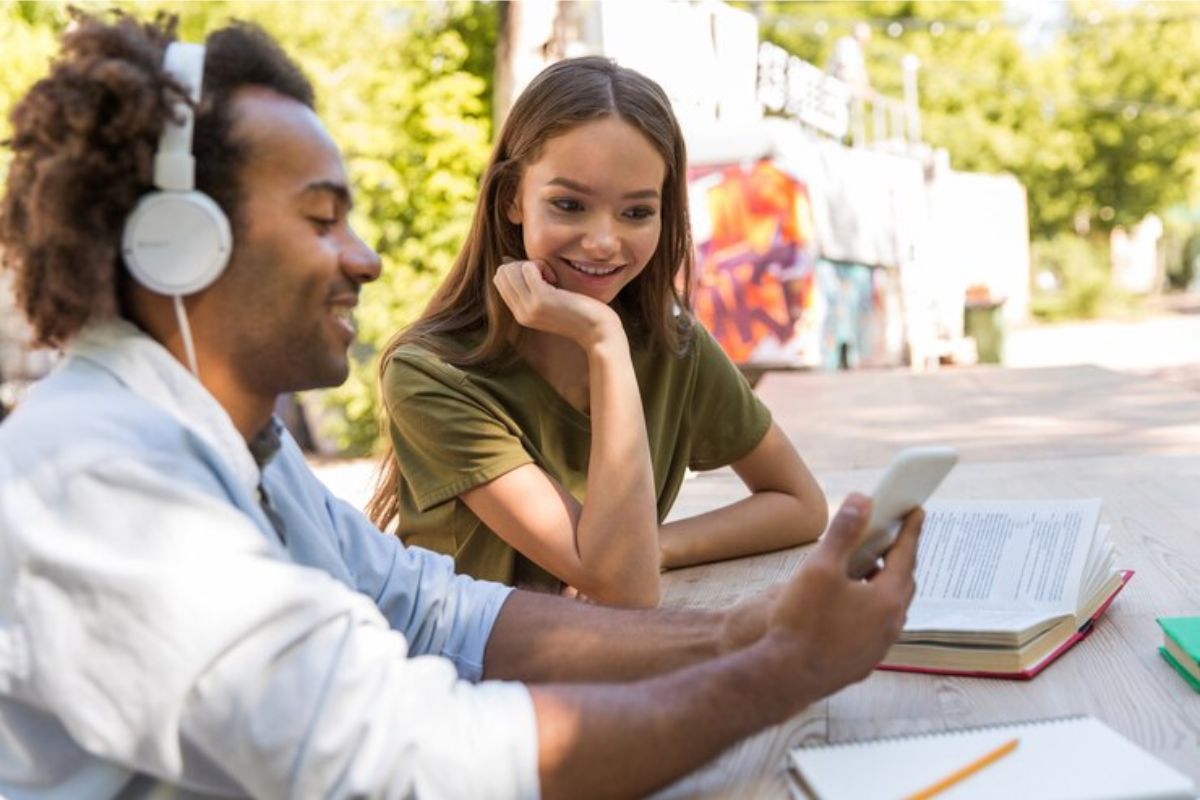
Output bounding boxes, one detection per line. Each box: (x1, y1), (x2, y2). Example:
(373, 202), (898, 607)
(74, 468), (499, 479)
(692, 161), (817, 365)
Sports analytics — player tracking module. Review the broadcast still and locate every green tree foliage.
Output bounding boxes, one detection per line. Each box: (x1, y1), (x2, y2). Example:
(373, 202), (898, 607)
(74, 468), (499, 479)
(1057, 1), (1200, 232)
(751, 1), (1067, 237)
(1, 1), (498, 453)
(0, 2), (66, 155)
(749, 1), (1200, 240)
(1028, 234), (1113, 320)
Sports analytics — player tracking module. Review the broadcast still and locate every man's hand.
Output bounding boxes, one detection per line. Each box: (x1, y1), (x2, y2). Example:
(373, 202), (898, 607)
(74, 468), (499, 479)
(494, 259), (623, 349)
(760, 493), (922, 711)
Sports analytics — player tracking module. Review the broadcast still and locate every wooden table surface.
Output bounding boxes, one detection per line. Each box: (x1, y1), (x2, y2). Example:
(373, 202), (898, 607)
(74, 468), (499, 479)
(756, 364), (1200, 470)
(654, 365), (1200, 799)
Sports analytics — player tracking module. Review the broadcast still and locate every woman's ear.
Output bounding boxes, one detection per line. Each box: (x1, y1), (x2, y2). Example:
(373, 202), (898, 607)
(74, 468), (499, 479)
(506, 191), (524, 226)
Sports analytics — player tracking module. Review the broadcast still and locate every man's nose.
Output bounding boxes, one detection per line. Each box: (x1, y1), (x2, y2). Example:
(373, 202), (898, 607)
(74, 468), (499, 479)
(342, 229), (382, 284)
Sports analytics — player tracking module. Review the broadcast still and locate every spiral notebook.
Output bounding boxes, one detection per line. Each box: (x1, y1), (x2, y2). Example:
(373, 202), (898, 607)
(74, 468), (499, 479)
(787, 715), (1195, 800)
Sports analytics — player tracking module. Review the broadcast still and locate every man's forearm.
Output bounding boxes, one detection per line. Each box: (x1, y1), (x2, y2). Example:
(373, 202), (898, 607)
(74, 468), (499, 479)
(531, 639), (802, 800)
(483, 588), (726, 683)
(486, 494), (922, 799)
(487, 495), (922, 798)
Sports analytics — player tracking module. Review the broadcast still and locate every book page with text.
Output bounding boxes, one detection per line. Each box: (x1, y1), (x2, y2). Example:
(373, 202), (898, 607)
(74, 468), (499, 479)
(905, 499), (1102, 633)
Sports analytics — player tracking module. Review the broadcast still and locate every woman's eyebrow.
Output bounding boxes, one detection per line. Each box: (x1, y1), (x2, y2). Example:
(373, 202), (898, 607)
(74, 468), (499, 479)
(547, 176), (659, 200)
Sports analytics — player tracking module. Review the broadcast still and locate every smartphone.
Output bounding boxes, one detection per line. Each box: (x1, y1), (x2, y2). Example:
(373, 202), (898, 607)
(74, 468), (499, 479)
(846, 445), (959, 579)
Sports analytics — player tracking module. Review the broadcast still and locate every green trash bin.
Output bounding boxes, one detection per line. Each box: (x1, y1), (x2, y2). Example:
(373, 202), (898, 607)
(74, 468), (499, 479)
(964, 300), (1006, 364)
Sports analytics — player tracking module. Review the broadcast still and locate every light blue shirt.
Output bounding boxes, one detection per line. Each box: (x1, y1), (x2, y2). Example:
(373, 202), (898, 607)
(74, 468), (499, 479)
(0, 320), (539, 799)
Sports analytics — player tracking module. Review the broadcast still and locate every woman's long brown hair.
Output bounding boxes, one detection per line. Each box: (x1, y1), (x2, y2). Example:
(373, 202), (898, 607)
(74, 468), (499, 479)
(366, 56), (695, 530)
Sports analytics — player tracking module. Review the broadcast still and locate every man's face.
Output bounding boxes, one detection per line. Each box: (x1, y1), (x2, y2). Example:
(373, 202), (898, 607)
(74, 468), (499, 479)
(202, 89), (381, 397)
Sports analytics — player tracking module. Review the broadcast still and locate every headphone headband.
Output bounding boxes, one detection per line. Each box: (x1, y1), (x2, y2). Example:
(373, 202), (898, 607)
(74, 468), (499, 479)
(153, 42), (205, 192)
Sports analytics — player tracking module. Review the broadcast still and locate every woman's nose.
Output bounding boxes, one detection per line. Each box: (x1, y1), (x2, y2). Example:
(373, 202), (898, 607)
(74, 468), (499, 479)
(582, 218), (618, 258)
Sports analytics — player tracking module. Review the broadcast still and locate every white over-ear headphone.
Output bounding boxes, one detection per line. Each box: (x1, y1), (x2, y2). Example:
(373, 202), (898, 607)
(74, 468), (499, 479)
(122, 42), (231, 297)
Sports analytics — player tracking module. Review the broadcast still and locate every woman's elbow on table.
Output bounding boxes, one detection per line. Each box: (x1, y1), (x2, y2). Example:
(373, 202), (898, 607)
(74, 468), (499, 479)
(576, 570), (662, 609)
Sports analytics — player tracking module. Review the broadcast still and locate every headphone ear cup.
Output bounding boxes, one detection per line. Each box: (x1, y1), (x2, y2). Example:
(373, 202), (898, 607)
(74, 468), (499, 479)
(122, 190), (232, 295)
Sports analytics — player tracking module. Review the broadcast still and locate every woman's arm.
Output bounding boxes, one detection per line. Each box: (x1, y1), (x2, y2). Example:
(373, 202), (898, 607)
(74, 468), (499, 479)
(658, 422), (827, 569)
(461, 260), (660, 607)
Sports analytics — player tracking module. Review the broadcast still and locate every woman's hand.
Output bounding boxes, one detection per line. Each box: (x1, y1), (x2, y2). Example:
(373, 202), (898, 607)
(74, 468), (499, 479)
(560, 584), (594, 603)
(494, 259), (622, 349)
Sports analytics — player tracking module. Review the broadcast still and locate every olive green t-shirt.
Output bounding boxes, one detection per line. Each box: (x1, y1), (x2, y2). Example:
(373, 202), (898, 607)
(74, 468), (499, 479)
(381, 322), (772, 591)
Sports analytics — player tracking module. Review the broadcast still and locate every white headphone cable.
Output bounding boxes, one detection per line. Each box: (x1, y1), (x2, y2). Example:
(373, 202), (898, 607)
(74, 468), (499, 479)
(172, 294), (200, 376)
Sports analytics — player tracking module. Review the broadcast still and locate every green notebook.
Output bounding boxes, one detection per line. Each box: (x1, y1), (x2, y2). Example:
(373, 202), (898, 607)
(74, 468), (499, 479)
(1157, 616), (1200, 693)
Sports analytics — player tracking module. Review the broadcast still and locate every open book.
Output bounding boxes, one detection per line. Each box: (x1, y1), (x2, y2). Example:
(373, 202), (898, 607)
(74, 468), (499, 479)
(788, 715), (1195, 800)
(879, 498), (1131, 679)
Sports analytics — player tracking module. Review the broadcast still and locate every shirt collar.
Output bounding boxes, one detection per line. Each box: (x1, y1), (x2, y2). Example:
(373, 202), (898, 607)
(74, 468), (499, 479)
(67, 318), (263, 494)
(248, 418), (284, 471)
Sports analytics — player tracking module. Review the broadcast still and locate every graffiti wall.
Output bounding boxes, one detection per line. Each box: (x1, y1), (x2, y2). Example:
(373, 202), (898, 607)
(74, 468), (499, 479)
(689, 160), (823, 367)
(815, 259), (903, 370)
(688, 144), (915, 370)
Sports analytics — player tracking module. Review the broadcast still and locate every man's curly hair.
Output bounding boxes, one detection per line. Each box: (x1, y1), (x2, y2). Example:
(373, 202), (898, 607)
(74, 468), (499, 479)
(0, 10), (314, 348)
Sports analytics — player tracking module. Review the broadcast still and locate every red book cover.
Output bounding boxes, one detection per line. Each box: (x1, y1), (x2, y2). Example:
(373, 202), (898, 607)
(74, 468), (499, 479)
(878, 570), (1133, 680)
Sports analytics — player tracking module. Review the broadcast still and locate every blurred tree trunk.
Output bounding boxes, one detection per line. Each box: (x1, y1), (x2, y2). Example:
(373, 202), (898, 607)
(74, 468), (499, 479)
(494, 0), (571, 129)
(494, 1), (516, 131)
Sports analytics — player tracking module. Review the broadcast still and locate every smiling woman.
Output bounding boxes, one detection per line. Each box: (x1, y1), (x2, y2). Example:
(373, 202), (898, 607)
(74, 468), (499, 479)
(368, 57), (828, 607)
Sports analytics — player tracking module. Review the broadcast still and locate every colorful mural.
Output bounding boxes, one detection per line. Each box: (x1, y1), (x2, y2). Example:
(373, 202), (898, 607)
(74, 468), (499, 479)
(689, 160), (821, 366)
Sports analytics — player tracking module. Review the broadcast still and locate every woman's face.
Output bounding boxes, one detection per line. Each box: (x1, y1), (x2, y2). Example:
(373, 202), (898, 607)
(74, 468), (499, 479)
(507, 116), (666, 304)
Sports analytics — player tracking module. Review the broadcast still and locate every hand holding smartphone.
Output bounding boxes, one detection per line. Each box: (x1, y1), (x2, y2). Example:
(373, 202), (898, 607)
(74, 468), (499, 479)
(846, 445), (958, 579)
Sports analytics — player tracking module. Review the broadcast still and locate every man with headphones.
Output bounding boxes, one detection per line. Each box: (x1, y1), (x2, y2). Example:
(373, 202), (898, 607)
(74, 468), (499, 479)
(0, 11), (920, 800)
